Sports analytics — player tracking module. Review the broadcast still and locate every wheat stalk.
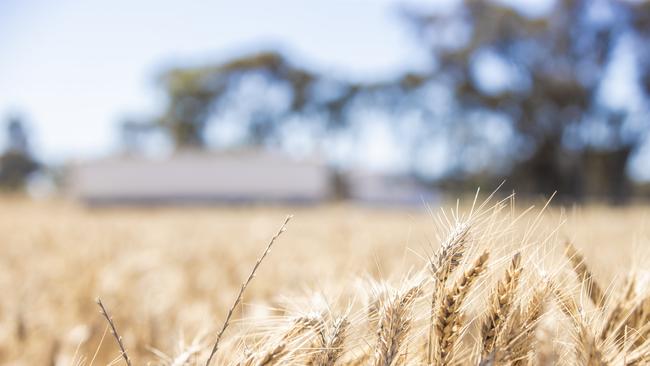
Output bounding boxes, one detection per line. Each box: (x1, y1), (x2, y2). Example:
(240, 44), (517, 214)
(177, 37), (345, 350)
(205, 215), (292, 366)
(96, 298), (132, 366)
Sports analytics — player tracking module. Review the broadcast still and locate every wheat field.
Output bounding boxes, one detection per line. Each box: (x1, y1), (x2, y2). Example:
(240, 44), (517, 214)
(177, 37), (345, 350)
(1, 195), (649, 365)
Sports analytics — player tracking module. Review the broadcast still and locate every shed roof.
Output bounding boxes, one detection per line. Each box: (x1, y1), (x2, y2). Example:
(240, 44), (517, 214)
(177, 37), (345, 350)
(70, 151), (332, 205)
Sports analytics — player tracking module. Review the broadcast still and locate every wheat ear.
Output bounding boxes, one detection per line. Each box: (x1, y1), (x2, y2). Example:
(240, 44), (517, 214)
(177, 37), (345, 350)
(621, 295), (650, 351)
(481, 252), (522, 357)
(374, 284), (422, 366)
(427, 222), (470, 363)
(255, 342), (288, 366)
(553, 285), (608, 366)
(310, 315), (349, 366)
(600, 274), (636, 342)
(564, 241), (605, 308)
(434, 250), (490, 365)
(504, 280), (550, 365)
(239, 315), (317, 366)
(205, 215), (292, 366)
(431, 222), (471, 285)
(575, 318), (609, 366)
(96, 298), (132, 366)
(347, 351), (372, 366)
(261, 317), (317, 366)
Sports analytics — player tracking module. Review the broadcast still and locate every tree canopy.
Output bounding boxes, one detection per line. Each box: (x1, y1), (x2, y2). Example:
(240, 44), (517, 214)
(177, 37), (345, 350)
(0, 115), (39, 191)
(145, 0), (650, 201)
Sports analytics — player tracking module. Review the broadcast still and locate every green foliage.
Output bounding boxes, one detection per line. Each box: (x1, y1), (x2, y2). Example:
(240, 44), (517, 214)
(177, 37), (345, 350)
(0, 117), (39, 191)
(152, 0), (650, 201)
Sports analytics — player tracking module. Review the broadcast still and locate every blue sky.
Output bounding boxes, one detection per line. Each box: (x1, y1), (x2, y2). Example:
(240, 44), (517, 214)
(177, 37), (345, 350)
(0, 0), (446, 162)
(2, 0), (650, 180)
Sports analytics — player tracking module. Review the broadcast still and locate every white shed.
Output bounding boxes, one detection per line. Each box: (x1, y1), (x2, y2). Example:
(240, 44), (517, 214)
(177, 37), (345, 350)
(69, 151), (333, 205)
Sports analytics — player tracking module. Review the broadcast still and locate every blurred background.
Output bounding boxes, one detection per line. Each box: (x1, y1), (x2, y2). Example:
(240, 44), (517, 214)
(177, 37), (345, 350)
(3, 0), (650, 205)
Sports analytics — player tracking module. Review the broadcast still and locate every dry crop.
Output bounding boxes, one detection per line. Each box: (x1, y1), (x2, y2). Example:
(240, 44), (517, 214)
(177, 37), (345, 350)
(0, 194), (649, 365)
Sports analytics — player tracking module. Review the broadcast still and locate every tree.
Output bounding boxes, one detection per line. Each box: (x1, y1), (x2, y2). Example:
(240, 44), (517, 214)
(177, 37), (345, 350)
(400, 0), (650, 202)
(153, 0), (650, 202)
(156, 51), (425, 151)
(0, 115), (39, 190)
(157, 52), (355, 148)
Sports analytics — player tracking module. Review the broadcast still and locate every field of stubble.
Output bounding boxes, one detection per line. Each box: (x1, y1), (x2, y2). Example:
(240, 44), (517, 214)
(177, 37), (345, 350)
(0, 196), (649, 365)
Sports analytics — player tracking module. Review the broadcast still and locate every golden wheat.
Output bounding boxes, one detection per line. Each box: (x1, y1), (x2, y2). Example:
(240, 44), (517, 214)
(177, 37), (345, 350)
(1, 198), (650, 365)
(480, 252), (522, 358)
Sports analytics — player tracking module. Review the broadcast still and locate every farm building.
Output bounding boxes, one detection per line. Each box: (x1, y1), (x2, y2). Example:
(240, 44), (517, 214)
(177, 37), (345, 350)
(69, 151), (333, 205)
(345, 172), (438, 206)
(69, 150), (437, 206)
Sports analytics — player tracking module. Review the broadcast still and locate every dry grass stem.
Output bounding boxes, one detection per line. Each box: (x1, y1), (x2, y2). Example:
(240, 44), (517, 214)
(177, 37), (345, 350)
(205, 215), (292, 366)
(96, 297), (132, 366)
